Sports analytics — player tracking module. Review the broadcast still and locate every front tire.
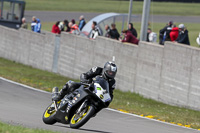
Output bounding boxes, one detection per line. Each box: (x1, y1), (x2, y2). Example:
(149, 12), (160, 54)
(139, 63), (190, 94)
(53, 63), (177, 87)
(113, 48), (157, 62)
(70, 105), (95, 129)
(42, 103), (57, 125)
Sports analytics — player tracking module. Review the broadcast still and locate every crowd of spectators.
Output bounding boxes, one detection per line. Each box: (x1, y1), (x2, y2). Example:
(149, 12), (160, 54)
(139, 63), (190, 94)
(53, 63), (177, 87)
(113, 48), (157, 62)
(50, 16), (86, 36)
(104, 23), (120, 40)
(84, 19), (190, 46)
(159, 21), (190, 45)
(20, 16), (41, 33)
(31, 16), (41, 33)
(20, 15), (191, 46)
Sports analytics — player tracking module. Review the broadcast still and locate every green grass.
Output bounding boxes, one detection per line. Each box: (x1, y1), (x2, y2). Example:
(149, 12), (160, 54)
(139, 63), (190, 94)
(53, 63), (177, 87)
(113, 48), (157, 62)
(110, 90), (200, 129)
(0, 121), (60, 133)
(24, 0), (200, 16)
(0, 57), (200, 130)
(0, 57), (74, 92)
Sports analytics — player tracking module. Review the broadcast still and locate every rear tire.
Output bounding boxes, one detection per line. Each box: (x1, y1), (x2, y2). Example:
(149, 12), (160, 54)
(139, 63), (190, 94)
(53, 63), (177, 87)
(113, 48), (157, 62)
(70, 105), (95, 129)
(42, 103), (57, 125)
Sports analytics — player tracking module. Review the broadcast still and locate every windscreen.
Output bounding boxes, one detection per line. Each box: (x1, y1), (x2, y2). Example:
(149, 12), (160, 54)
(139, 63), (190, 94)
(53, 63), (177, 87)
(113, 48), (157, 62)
(93, 76), (109, 93)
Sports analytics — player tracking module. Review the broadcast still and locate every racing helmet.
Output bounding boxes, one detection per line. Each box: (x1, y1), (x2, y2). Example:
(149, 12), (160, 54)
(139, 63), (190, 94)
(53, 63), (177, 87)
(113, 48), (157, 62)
(103, 61), (117, 79)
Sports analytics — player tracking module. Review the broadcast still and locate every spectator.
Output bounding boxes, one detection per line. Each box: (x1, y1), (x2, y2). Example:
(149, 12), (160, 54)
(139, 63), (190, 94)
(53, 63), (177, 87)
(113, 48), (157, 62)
(120, 30), (139, 45)
(58, 21), (65, 31)
(170, 25), (179, 41)
(90, 21), (101, 39)
(71, 19), (76, 24)
(159, 20), (173, 45)
(196, 33), (200, 46)
(64, 20), (70, 32)
(34, 18), (41, 33)
(51, 21), (61, 34)
(78, 15), (86, 31)
(147, 28), (157, 43)
(175, 24), (190, 45)
(104, 25), (111, 38)
(128, 23), (137, 38)
(31, 16), (37, 31)
(68, 22), (80, 35)
(21, 17), (28, 29)
(110, 23), (120, 40)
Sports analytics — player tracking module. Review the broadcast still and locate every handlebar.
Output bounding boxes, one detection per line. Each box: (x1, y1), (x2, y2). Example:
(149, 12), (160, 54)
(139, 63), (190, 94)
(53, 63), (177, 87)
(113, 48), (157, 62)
(80, 82), (90, 86)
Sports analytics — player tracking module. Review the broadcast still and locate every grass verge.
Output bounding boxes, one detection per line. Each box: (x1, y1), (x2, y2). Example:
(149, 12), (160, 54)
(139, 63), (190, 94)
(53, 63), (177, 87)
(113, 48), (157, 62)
(24, 0), (200, 16)
(0, 121), (59, 133)
(0, 57), (200, 130)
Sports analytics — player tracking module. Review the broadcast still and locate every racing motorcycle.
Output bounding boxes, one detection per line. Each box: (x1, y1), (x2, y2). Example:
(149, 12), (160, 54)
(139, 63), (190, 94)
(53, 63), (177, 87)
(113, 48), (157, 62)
(42, 76), (112, 129)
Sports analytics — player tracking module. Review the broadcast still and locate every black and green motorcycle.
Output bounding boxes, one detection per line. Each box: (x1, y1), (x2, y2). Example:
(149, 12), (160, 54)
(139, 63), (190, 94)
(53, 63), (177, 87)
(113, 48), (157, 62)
(42, 76), (112, 129)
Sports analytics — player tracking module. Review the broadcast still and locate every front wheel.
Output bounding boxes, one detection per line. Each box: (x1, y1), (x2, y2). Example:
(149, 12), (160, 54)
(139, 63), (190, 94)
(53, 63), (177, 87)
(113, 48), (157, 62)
(42, 103), (57, 125)
(70, 104), (95, 129)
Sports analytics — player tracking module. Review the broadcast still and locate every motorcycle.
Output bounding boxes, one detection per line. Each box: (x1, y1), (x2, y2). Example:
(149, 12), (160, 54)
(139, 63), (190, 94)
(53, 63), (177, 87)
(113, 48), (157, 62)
(42, 76), (112, 129)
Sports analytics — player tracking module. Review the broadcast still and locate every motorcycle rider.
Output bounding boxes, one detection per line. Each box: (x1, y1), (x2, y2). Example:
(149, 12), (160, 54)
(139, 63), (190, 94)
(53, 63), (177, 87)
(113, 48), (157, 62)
(52, 61), (117, 105)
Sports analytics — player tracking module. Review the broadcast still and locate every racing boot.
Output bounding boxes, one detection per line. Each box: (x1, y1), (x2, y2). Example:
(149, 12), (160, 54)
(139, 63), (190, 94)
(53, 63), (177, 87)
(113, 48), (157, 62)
(52, 80), (81, 101)
(52, 84), (69, 101)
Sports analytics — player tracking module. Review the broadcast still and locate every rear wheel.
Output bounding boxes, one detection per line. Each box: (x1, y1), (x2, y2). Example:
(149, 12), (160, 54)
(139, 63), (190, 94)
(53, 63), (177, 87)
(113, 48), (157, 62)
(70, 104), (95, 129)
(42, 103), (57, 125)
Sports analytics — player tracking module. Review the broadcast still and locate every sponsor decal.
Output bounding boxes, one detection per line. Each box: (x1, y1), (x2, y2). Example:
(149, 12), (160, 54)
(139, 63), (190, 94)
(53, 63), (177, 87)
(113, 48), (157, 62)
(65, 116), (68, 121)
(100, 94), (104, 99)
(74, 97), (77, 101)
(68, 101), (72, 105)
(111, 66), (117, 72)
(66, 105), (70, 113)
(77, 94), (80, 98)
(97, 87), (101, 91)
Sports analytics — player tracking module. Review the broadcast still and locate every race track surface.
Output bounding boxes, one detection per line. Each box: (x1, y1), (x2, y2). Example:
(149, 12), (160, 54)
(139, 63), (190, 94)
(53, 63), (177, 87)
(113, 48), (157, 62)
(25, 11), (200, 23)
(0, 77), (199, 133)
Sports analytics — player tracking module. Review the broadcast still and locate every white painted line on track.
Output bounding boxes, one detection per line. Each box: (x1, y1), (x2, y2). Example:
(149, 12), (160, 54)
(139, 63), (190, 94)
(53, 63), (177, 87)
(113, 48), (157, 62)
(106, 108), (199, 132)
(0, 77), (199, 132)
(0, 77), (50, 94)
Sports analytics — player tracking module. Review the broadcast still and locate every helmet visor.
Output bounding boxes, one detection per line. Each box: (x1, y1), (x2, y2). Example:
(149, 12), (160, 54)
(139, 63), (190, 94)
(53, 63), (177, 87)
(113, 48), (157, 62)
(106, 70), (115, 77)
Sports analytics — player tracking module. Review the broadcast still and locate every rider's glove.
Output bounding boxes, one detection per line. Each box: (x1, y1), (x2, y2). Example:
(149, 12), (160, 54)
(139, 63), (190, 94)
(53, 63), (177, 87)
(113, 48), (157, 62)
(80, 73), (91, 83)
(52, 93), (60, 101)
(82, 79), (91, 84)
(52, 87), (60, 101)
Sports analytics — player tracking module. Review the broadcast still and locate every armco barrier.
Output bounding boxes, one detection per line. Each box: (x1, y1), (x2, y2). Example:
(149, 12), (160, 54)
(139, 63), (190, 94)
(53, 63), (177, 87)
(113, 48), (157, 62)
(0, 25), (200, 110)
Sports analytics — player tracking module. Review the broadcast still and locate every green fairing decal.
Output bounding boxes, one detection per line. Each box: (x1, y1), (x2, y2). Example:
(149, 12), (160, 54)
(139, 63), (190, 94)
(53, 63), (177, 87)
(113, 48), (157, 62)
(97, 87), (101, 90)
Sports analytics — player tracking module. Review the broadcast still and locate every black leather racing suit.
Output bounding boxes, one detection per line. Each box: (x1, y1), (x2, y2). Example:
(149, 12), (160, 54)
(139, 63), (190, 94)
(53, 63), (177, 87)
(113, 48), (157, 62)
(58, 67), (116, 102)
(80, 66), (116, 100)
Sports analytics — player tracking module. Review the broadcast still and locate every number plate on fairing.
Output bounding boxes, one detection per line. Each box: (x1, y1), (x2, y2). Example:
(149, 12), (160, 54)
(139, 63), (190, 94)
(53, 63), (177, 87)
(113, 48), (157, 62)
(94, 83), (111, 102)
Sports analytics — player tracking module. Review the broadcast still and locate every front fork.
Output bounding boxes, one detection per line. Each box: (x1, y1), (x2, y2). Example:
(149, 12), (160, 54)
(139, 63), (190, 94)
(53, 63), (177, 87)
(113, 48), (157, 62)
(77, 99), (88, 114)
(54, 101), (58, 111)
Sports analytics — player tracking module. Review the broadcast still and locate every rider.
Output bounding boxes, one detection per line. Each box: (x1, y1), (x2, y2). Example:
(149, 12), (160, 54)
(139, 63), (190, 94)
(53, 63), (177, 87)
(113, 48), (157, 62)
(52, 61), (117, 105)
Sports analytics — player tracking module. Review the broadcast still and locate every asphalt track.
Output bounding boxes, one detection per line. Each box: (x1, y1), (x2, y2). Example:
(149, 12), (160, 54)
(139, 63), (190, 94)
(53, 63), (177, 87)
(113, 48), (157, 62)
(0, 77), (199, 133)
(24, 11), (200, 23)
